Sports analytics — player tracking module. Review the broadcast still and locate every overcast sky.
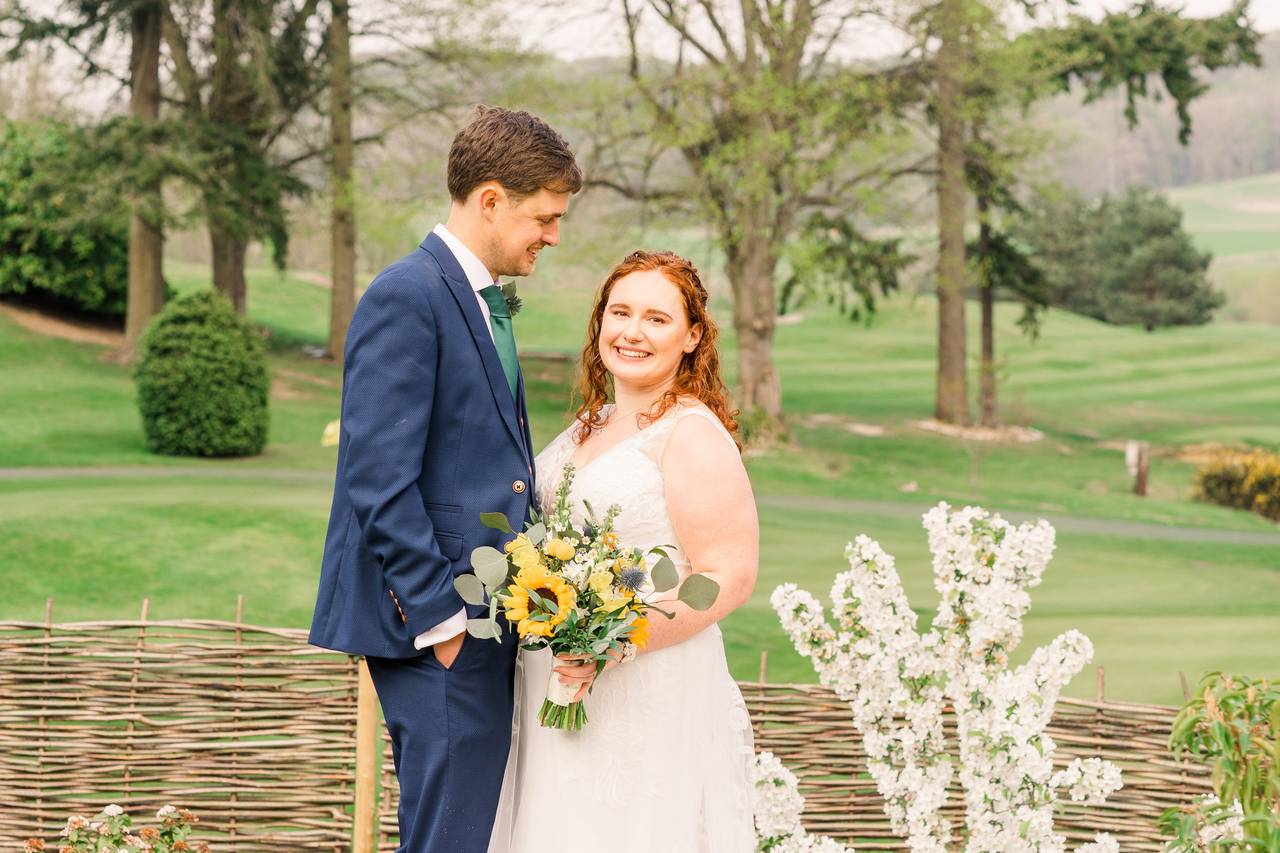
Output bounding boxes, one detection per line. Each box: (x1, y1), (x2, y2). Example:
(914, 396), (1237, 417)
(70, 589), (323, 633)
(519, 0), (1277, 59)
(13, 0), (1275, 112)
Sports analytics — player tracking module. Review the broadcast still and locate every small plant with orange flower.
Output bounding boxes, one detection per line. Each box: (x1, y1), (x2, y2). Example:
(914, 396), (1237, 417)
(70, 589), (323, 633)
(458, 463), (718, 730)
(25, 804), (207, 853)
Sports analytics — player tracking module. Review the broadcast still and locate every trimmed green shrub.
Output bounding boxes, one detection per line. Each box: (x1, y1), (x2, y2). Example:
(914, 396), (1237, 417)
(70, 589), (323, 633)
(1193, 448), (1280, 522)
(134, 291), (269, 457)
(0, 121), (130, 317)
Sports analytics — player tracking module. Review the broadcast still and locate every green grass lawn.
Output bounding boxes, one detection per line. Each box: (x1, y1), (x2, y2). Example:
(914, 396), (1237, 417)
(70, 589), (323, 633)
(1168, 170), (1280, 325)
(2, 255), (1277, 707)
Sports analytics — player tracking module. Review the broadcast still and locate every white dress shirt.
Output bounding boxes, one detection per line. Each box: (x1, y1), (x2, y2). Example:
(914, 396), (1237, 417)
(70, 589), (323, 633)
(413, 224), (499, 650)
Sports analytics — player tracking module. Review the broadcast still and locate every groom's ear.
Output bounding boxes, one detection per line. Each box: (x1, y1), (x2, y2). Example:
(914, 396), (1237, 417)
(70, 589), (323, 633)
(476, 182), (504, 221)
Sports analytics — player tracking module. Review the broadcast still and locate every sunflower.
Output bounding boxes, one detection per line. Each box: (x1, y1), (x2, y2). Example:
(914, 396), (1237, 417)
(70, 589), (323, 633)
(502, 564), (577, 639)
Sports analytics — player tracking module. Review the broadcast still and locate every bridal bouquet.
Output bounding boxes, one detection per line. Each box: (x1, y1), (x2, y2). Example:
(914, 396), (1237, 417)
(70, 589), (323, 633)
(458, 463), (718, 730)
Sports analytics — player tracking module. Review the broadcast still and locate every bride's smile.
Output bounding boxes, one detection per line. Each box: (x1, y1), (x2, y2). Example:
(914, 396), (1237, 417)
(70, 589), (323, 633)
(598, 269), (702, 392)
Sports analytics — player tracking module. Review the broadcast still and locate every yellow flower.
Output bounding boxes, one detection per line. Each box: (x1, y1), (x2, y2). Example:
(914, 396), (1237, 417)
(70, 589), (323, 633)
(588, 569), (613, 595)
(504, 534), (543, 572)
(545, 538), (576, 562)
(627, 616), (650, 649)
(502, 564), (577, 639)
(594, 589), (633, 615)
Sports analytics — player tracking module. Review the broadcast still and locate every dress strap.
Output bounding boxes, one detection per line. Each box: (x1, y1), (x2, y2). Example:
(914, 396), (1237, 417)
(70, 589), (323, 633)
(671, 406), (739, 453)
(637, 403), (739, 466)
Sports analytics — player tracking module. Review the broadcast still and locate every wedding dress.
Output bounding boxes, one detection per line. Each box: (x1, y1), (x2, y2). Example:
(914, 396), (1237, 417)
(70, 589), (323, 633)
(486, 402), (756, 853)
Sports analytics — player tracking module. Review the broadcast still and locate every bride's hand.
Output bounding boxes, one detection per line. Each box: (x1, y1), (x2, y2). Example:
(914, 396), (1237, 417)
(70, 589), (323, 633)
(553, 649), (624, 702)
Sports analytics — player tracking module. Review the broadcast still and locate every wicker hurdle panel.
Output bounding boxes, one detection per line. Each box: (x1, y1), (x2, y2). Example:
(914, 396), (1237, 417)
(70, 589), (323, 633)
(0, 615), (359, 850)
(377, 682), (1212, 851)
(738, 682), (1212, 850)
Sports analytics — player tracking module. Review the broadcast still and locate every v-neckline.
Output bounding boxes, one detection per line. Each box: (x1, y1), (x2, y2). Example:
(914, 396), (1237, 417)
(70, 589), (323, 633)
(564, 404), (673, 477)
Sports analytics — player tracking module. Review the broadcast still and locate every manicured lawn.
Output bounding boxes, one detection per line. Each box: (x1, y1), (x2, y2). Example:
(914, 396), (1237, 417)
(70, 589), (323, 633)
(2, 254), (1277, 708)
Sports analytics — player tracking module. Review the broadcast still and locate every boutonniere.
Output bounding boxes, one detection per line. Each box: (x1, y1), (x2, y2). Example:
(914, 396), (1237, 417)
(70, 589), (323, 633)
(501, 282), (523, 317)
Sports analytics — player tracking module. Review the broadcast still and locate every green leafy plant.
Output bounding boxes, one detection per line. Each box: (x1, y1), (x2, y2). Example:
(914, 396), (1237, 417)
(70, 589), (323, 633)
(134, 290), (269, 457)
(0, 121), (129, 318)
(1161, 673), (1280, 850)
(25, 804), (208, 853)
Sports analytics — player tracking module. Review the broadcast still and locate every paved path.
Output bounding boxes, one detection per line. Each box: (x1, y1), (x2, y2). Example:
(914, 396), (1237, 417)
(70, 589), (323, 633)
(3, 466), (1279, 547)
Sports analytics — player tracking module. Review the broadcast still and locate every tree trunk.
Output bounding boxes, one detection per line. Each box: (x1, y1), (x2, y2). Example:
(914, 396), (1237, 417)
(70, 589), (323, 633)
(210, 221), (248, 314)
(327, 0), (356, 364)
(977, 198), (998, 427)
(934, 0), (969, 425)
(123, 3), (165, 358)
(725, 234), (782, 426)
(205, 0), (249, 316)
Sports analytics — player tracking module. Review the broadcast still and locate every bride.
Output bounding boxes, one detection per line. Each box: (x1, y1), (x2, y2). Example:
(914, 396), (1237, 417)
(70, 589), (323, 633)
(487, 250), (760, 852)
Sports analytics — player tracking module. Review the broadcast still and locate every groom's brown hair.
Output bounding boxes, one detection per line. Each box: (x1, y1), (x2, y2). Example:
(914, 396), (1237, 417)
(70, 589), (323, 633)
(447, 105), (583, 202)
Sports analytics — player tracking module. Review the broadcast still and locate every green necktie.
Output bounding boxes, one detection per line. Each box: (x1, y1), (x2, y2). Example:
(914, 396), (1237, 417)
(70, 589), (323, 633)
(479, 285), (519, 399)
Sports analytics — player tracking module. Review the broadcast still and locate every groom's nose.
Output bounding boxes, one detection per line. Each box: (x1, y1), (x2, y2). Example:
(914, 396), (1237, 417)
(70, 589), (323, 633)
(541, 220), (560, 246)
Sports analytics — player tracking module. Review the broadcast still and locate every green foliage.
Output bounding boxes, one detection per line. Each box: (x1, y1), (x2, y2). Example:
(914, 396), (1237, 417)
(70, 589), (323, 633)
(1161, 673), (1280, 850)
(1194, 449), (1280, 522)
(134, 291), (269, 457)
(1092, 187), (1223, 331)
(779, 213), (910, 320)
(1015, 185), (1223, 330)
(0, 121), (128, 317)
(1033, 0), (1262, 144)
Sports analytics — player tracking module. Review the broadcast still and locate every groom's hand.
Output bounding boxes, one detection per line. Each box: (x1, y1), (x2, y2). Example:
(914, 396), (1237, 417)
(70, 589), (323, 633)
(433, 631), (465, 669)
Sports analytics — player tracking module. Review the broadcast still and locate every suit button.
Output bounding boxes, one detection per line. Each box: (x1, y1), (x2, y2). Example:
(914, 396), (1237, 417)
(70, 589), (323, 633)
(512, 480), (527, 494)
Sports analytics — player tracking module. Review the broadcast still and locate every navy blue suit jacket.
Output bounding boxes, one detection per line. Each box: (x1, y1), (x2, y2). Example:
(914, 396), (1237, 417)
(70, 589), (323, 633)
(310, 233), (536, 658)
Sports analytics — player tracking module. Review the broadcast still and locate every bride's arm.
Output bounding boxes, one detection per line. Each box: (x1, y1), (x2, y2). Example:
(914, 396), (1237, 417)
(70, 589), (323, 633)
(551, 414), (757, 697)
(639, 414), (759, 654)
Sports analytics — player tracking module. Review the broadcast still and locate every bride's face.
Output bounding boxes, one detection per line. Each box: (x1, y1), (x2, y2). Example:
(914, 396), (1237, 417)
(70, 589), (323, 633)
(598, 270), (703, 391)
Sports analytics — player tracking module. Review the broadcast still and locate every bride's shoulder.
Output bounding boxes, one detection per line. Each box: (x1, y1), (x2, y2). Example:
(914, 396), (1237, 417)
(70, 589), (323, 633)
(663, 398), (739, 455)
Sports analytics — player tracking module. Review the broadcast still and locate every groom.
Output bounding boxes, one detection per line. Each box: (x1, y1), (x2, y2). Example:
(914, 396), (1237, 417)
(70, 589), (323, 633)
(309, 106), (582, 852)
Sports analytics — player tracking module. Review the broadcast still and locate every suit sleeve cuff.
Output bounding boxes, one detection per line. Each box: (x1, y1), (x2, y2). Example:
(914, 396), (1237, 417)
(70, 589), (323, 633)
(413, 608), (467, 649)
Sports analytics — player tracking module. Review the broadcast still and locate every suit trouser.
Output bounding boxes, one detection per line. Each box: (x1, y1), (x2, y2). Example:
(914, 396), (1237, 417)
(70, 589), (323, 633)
(367, 632), (517, 853)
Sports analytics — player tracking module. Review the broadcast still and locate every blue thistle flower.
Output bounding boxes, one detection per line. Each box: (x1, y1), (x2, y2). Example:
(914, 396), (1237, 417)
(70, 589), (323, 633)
(618, 567), (647, 593)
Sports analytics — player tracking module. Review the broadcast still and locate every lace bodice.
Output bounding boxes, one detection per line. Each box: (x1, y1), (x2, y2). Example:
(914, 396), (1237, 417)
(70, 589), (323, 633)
(534, 402), (738, 581)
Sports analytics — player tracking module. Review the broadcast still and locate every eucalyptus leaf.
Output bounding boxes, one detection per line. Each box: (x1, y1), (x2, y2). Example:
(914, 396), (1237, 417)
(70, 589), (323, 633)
(479, 512), (514, 534)
(650, 556), (678, 592)
(466, 618), (502, 640)
(453, 574), (487, 606)
(471, 546), (509, 589)
(678, 573), (720, 611)
(526, 521), (547, 545)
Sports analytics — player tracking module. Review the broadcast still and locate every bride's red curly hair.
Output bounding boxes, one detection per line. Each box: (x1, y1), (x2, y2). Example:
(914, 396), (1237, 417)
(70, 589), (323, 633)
(573, 250), (741, 451)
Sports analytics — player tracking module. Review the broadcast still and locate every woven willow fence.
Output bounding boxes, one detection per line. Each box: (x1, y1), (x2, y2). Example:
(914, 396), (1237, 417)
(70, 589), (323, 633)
(2, 613), (1210, 851)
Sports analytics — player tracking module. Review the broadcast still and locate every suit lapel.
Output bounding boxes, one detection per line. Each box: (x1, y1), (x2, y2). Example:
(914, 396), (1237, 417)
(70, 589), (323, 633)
(421, 234), (528, 465)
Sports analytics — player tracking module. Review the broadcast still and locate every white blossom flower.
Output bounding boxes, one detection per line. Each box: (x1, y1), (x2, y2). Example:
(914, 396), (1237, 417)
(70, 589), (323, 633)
(1076, 833), (1119, 853)
(772, 504), (1119, 853)
(100, 805), (124, 817)
(1052, 758), (1123, 805)
(753, 751), (806, 838)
